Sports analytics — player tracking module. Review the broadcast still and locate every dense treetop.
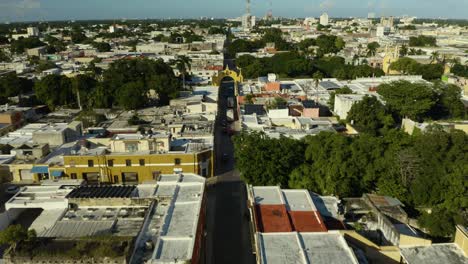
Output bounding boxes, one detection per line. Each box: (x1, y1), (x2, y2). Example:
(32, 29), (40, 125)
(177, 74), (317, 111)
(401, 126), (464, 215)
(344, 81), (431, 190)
(234, 127), (467, 238)
(409, 35), (437, 47)
(32, 58), (181, 110)
(389, 57), (444, 80)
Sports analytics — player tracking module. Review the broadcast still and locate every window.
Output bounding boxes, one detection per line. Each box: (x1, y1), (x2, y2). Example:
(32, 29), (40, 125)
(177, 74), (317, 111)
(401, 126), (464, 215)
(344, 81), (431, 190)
(107, 160), (114, 167)
(125, 143), (138, 152)
(122, 172), (138, 185)
(70, 173), (77, 179)
(126, 159), (132, 166)
(88, 160), (94, 167)
(139, 159), (145, 166)
(175, 158), (181, 165)
(83, 172), (99, 185)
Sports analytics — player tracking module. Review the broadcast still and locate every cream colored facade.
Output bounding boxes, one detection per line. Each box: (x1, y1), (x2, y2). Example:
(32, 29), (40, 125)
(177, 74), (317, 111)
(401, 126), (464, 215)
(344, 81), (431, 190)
(109, 134), (170, 153)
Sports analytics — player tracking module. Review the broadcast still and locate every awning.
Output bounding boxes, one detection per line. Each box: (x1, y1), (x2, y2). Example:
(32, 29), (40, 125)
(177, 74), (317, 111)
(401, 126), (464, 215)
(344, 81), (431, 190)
(31, 166), (49, 174)
(51, 170), (64, 177)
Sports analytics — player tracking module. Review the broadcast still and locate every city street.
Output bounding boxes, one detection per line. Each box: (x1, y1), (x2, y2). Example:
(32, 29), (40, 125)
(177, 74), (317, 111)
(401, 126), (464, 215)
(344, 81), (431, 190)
(204, 80), (255, 264)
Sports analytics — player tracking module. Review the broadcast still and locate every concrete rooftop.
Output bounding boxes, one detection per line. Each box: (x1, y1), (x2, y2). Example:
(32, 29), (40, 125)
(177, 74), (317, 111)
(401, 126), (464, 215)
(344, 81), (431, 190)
(258, 232), (359, 264)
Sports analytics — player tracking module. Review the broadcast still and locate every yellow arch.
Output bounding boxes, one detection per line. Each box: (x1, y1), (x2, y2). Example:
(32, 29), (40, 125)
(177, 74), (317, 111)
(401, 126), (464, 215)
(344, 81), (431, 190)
(211, 66), (244, 88)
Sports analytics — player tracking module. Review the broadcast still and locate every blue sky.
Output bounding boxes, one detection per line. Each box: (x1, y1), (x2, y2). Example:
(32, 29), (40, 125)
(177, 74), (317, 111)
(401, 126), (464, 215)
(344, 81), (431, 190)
(1, 0), (467, 22)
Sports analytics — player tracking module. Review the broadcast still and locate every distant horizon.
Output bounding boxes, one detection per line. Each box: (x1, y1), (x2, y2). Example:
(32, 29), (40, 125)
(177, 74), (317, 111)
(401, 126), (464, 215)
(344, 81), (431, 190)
(1, 0), (467, 23)
(3, 16), (468, 25)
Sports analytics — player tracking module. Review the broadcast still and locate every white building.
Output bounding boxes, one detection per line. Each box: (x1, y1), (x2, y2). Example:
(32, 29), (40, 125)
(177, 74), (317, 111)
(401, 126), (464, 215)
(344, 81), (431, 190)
(320, 13), (329, 26)
(333, 94), (365, 120)
(304, 17), (318, 28)
(27, 27), (39, 37)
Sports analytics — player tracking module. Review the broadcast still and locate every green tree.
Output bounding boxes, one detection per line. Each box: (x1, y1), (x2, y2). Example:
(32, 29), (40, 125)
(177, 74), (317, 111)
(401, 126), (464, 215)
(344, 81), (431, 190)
(0, 50), (11, 62)
(71, 74), (98, 110)
(71, 30), (88, 44)
(399, 45), (408, 56)
(315, 35), (345, 56)
(236, 54), (256, 68)
(390, 57), (418, 75)
(268, 97), (287, 109)
(418, 209), (461, 238)
(311, 71), (324, 100)
(233, 131), (305, 187)
(377, 80), (436, 121)
(172, 55), (192, 90)
(92, 42), (111, 52)
(34, 75), (74, 109)
(366, 42), (380, 56)
(116, 81), (147, 110)
(409, 36), (437, 47)
(347, 95), (395, 135)
(0, 225), (35, 249)
(0, 72), (33, 98)
(10, 37), (45, 54)
(432, 83), (466, 119)
(101, 58), (180, 108)
(430, 51), (440, 63)
(35, 61), (57, 73)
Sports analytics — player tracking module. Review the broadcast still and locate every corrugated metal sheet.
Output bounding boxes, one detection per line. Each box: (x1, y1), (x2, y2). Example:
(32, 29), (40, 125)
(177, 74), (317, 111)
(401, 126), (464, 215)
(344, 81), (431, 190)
(288, 211), (327, 232)
(255, 205), (293, 233)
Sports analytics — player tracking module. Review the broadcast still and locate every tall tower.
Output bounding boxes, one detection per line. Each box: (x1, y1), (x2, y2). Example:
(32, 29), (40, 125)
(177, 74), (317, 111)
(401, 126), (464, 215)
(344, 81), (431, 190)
(243, 0), (253, 30)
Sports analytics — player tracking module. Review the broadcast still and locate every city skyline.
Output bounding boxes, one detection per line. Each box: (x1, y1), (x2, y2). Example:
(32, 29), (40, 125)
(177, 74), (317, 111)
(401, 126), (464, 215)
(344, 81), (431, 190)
(1, 0), (467, 22)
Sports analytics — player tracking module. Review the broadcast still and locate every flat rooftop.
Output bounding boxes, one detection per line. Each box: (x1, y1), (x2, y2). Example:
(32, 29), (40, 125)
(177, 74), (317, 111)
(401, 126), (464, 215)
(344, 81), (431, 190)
(400, 244), (468, 264)
(134, 173), (206, 263)
(5, 185), (73, 210)
(258, 232), (359, 264)
(251, 187), (327, 233)
(40, 206), (147, 238)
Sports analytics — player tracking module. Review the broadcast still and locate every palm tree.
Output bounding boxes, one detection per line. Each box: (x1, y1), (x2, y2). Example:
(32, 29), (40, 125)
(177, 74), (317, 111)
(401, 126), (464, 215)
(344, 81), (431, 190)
(366, 42), (380, 57)
(430, 51), (440, 64)
(173, 55), (192, 90)
(312, 71), (324, 102)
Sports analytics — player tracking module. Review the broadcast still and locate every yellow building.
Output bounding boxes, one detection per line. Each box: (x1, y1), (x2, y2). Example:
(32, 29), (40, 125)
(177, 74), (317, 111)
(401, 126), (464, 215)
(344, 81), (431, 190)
(382, 46), (400, 75)
(10, 133), (214, 184)
(62, 150), (212, 184)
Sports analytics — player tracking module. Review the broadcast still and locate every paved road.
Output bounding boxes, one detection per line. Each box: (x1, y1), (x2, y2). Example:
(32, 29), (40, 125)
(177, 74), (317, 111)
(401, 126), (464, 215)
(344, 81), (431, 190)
(205, 80), (255, 264)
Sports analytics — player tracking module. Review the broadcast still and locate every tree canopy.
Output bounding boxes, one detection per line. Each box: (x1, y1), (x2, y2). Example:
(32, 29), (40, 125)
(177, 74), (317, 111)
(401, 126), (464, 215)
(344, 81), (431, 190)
(347, 95), (395, 136)
(0, 72), (33, 99)
(409, 35), (437, 47)
(234, 127), (468, 237)
(10, 37), (45, 54)
(377, 80), (436, 121)
(33, 58), (181, 110)
(451, 63), (468, 78)
(390, 58), (444, 80)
